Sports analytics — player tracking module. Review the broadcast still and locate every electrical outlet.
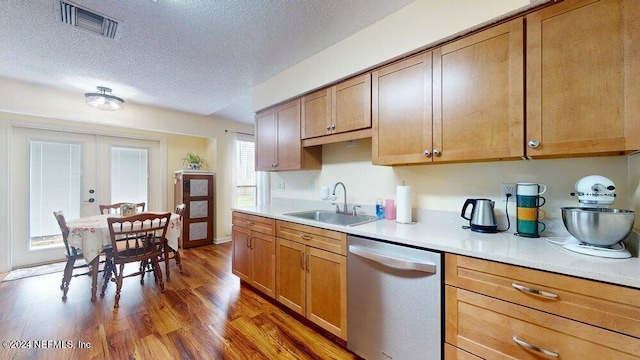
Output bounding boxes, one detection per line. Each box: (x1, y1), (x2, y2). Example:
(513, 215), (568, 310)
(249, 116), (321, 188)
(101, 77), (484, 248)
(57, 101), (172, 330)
(278, 181), (285, 192)
(502, 183), (515, 201)
(308, 181), (315, 192)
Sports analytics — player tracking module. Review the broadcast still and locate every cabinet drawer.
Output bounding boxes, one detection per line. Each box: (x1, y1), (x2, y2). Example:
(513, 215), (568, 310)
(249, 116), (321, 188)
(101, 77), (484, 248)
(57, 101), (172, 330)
(232, 212), (275, 236)
(276, 220), (346, 255)
(446, 286), (640, 359)
(445, 254), (640, 338)
(444, 344), (481, 360)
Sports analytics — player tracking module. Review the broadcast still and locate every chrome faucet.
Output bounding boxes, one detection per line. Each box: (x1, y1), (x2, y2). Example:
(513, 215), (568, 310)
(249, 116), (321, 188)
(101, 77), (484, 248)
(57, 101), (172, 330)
(332, 182), (348, 213)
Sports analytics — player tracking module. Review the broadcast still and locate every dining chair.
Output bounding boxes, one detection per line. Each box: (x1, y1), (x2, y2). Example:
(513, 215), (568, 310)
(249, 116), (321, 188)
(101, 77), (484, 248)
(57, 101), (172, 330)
(164, 203), (185, 279)
(54, 211), (116, 301)
(107, 212), (171, 308)
(99, 202), (146, 215)
(140, 204), (185, 281)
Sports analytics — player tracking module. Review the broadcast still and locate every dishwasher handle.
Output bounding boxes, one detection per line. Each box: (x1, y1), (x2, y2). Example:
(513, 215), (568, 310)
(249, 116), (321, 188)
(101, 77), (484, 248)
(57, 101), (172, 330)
(349, 245), (436, 273)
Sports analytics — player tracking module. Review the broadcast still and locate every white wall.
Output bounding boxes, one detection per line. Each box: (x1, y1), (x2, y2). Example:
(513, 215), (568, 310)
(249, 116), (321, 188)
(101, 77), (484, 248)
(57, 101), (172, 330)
(253, 0), (531, 110)
(272, 139), (633, 223)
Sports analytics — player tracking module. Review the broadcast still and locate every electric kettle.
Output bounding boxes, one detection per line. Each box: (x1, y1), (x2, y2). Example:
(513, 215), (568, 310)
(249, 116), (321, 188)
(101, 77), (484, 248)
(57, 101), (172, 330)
(461, 198), (498, 233)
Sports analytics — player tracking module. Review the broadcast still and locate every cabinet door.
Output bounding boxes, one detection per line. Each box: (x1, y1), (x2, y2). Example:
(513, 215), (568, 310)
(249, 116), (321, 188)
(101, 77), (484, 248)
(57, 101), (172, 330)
(306, 247), (347, 340)
(301, 88), (331, 139)
(433, 19), (524, 162)
(372, 52), (433, 165)
(231, 225), (251, 282)
(255, 108), (277, 171)
(250, 232), (276, 298)
(626, 0), (640, 149)
(276, 238), (306, 316)
(333, 73), (371, 134)
(274, 99), (303, 170)
(526, 0), (627, 157)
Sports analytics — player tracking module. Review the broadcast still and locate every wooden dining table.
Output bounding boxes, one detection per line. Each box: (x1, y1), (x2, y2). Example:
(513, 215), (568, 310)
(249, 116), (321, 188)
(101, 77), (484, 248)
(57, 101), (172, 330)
(66, 212), (181, 300)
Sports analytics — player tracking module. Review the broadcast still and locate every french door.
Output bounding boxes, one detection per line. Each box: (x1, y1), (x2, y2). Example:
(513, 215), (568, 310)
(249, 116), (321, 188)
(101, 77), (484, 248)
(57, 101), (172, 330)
(10, 127), (160, 267)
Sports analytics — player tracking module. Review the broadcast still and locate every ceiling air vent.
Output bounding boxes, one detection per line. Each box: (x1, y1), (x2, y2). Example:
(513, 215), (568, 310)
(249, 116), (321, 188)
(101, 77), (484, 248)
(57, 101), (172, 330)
(57, 1), (121, 39)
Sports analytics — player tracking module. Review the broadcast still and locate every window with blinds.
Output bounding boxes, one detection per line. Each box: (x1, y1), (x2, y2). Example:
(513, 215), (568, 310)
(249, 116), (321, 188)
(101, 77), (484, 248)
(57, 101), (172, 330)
(110, 146), (148, 205)
(236, 138), (256, 207)
(29, 140), (81, 248)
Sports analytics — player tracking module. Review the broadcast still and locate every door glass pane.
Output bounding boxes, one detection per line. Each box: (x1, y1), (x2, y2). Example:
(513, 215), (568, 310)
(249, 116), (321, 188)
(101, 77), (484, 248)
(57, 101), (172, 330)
(29, 141), (81, 249)
(110, 147), (148, 205)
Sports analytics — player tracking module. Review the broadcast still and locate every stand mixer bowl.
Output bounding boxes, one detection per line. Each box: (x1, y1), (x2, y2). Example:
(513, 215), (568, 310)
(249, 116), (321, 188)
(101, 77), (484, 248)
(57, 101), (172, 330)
(561, 207), (635, 247)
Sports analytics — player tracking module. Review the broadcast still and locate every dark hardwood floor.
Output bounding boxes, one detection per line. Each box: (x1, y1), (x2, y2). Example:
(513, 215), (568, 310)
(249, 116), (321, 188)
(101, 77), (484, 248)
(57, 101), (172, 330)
(0, 243), (360, 360)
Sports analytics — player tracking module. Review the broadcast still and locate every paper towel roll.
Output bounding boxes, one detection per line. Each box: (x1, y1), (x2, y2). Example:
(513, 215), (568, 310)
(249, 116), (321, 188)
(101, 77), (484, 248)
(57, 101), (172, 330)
(396, 186), (412, 223)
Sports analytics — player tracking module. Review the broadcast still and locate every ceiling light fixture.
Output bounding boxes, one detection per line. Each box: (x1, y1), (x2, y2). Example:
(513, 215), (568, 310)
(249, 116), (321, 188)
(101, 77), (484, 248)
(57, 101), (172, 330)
(84, 86), (124, 111)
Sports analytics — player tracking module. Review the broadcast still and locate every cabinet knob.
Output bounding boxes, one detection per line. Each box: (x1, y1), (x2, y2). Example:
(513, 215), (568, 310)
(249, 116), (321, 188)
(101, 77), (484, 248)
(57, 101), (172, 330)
(271, 163), (277, 168)
(433, 149), (441, 157)
(331, 124), (336, 130)
(424, 150), (432, 157)
(528, 140), (540, 149)
(326, 125), (331, 131)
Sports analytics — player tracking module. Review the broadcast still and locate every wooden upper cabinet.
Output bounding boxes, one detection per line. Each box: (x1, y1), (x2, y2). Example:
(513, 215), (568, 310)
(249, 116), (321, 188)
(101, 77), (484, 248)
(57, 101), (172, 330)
(333, 73), (371, 134)
(373, 19), (523, 166)
(301, 73), (372, 140)
(372, 52), (433, 165)
(255, 99), (322, 171)
(255, 107), (277, 171)
(526, 0), (639, 157)
(433, 18), (524, 162)
(274, 99), (303, 170)
(301, 88), (331, 139)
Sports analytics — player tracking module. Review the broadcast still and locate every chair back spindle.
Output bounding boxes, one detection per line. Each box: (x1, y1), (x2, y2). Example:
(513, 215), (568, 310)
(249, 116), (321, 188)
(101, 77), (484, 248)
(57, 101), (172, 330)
(100, 202), (146, 215)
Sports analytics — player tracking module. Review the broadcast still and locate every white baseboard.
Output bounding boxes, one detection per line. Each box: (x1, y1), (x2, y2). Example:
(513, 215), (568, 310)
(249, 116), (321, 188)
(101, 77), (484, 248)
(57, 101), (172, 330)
(214, 236), (231, 244)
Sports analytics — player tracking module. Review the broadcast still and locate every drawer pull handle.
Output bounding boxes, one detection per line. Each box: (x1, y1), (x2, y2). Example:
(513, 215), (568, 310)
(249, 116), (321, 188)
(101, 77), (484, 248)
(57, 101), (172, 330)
(512, 336), (558, 357)
(299, 233), (313, 240)
(512, 283), (558, 299)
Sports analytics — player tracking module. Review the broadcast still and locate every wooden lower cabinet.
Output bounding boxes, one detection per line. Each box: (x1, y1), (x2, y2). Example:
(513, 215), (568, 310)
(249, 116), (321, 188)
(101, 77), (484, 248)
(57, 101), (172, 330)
(275, 221), (347, 341)
(231, 212), (276, 298)
(444, 344), (482, 360)
(444, 254), (640, 359)
(446, 286), (639, 359)
(275, 238), (305, 314)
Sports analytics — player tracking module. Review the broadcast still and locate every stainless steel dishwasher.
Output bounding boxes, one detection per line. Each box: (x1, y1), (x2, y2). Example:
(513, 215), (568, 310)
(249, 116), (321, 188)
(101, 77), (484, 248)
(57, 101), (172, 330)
(347, 235), (442, 360)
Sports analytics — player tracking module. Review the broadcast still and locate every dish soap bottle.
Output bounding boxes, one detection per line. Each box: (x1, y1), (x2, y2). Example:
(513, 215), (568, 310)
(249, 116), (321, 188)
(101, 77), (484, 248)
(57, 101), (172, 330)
(376, 199), (385, 219)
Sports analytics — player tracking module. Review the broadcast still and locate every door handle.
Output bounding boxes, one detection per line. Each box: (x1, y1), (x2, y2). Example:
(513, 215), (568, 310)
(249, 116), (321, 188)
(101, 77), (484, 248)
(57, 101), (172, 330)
(84, 198), (95, 203)
(349, 245), (436, 273)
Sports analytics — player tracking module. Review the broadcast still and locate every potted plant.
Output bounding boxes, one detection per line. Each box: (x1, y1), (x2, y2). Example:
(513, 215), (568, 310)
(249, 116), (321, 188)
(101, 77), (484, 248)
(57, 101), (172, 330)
(182, 153), (208, 170)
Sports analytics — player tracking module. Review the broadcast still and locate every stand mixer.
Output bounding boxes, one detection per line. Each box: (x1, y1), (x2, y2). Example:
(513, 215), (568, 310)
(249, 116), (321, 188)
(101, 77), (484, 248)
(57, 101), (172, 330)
(570, 175), (616, 207)
(560, 175), (635, 259)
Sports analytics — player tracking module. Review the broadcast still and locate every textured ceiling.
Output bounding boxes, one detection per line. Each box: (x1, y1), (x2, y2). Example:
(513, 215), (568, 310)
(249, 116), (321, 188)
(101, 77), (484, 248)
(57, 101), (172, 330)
(0, 0), (414, 124)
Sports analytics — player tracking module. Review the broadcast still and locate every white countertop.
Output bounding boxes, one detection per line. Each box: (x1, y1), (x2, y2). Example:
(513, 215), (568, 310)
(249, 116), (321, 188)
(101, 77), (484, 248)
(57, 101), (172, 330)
(233, 205), (640, 290)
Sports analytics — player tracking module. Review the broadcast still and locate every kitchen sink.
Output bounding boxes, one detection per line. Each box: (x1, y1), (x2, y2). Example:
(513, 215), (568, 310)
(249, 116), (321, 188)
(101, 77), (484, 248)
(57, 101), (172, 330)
(283, 210), (379, 227)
